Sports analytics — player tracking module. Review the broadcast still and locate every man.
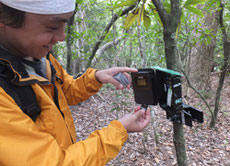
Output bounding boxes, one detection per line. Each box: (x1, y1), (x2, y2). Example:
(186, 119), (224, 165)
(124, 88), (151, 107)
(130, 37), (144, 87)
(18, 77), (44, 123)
(0, 0), (151, 165)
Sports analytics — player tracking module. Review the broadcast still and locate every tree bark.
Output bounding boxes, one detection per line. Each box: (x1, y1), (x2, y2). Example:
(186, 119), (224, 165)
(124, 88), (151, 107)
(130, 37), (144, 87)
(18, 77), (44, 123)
(137, 3), (147, 67)
(51, 45), (59, 60)
(96, 37), (123, 57)
(209, 1), (230, 128)
(188, 6), (218, 91)
(137, 25), (144, 65)
(137, 25), (147, 67)
(66, 8), (77, 74)
(151, 0), (187, 165)
(127, 32), (133, 67)
(73, 5), (86, 77)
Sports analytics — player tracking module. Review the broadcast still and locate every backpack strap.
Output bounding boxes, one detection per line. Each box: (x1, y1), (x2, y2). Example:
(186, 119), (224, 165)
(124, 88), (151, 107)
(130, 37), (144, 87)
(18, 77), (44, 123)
(0, 65), (41, 122)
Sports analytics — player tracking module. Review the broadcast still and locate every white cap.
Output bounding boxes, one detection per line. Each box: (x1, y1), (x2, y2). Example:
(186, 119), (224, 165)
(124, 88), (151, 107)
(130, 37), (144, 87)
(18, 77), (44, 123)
(0, 0), (75, 14)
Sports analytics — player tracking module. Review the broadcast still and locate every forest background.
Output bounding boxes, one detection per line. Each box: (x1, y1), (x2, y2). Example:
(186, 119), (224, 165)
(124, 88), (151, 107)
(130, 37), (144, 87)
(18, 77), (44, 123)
(53, 0), (230, 165)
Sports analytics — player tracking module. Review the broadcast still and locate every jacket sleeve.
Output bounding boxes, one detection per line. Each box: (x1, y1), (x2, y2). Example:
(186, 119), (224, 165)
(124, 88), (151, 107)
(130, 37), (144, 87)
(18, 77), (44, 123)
(0, 89), (128, 166)
(49, 55), (103, 105)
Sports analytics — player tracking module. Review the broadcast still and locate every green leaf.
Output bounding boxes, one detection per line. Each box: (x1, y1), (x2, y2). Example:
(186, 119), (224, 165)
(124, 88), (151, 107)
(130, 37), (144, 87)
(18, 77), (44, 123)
(118, 9), (123, 16)
(144, 11), (151, 29)
(110, 107), (118, 112)
(76, 0), (83, 4)
(111, 0), (136, 10)
(148, 3), (155, 11)
(175, 22), (181, 39)
(206, 0), (218, 9)
(185, 6), (204, 17)
(137, 8), (141, 25)
(124, 12), (137, 29)
(184, 0), (206, 6)
(152, 10), (163, 26)
(137, 6), (145, 25)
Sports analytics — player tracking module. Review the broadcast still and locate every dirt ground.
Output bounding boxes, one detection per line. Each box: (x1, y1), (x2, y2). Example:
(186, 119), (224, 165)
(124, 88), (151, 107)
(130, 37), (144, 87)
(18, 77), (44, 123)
(70, 75), (230, 166)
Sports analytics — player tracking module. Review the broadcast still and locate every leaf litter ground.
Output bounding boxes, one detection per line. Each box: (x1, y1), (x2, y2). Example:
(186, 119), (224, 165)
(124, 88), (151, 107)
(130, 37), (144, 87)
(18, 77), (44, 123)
(70, 75), (230, 166)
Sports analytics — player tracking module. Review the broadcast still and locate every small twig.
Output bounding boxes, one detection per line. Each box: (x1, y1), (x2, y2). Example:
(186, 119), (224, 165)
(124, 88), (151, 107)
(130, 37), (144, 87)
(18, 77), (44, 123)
(91, 96), (97, 104)
(96, 92), (106, 101)
(151, 107), (159, 144)
(140, 135), (146, 154)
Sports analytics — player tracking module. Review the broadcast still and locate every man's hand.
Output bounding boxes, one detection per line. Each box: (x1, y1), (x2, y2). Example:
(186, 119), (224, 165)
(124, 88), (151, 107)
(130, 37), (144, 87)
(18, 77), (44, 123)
(119, 105), (151, 132)
(95, 67), (138, 90)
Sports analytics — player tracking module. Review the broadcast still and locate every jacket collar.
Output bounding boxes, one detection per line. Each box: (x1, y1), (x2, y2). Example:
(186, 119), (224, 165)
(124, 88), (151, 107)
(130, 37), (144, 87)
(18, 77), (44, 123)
(0, 46), (51, 85)
(0, 46), (29, 78)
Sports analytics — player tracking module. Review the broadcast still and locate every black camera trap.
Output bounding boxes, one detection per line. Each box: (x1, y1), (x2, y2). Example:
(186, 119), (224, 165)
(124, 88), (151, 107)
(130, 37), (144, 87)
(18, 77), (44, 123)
(131, 67), (203, 127)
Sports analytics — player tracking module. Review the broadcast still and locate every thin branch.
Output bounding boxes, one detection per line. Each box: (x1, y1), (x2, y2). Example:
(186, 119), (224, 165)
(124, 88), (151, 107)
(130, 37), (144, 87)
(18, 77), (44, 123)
(151, 0), (169, 26)
(110, 0), (117, 51)
(86, 5), (136, 68)
(96, 37), (124, 57)
(181, 70), (214, 118)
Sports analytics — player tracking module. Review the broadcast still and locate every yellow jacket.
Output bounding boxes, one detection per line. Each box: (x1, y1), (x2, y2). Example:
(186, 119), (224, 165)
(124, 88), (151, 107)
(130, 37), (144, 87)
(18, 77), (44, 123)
(0, 50), (128, 166)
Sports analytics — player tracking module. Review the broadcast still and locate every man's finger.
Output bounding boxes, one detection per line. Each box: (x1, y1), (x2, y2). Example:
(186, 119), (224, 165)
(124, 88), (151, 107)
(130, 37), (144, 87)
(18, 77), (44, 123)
(134, 109), (145, 118)
(113, 67), (138, 74)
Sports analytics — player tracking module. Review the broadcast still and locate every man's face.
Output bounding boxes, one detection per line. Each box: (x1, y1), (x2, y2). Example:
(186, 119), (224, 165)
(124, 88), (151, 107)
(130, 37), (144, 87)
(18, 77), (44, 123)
(0, 12), (73, 59)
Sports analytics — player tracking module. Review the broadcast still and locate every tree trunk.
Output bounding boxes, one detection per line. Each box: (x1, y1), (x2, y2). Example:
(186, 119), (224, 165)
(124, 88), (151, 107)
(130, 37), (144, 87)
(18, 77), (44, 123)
(73, 6), (86, 77)
(188, 6), (218, 91)
(127, 31), (133, 67)
(164, 27), (187, 165)
(51, 45), (59, 60)
(209, 1), (230, 128)
(66, 12), (76, 75)
(137, 25), (147, 67)
(151, 0), (187, 165)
